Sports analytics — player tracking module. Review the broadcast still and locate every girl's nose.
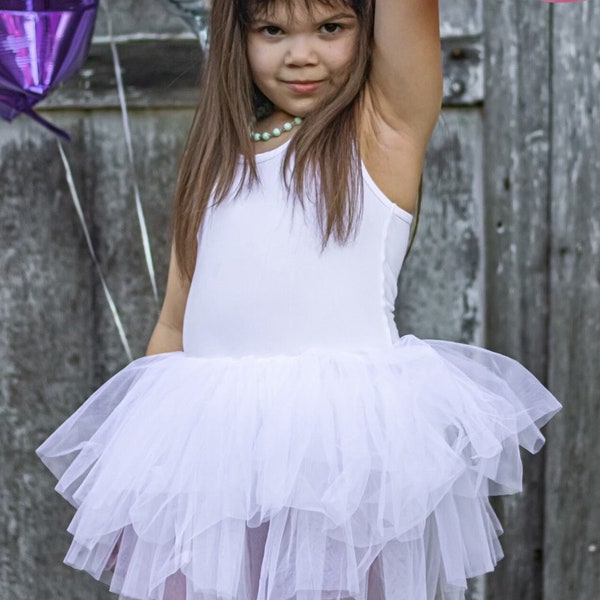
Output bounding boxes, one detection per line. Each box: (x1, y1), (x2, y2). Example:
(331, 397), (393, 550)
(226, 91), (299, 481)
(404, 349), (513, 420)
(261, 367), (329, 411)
(284, 36), (319, 66)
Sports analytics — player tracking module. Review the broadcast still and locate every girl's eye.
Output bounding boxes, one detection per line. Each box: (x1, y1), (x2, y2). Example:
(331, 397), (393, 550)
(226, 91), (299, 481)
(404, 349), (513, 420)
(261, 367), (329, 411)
(261, 25), (282, 36)
(320, 23), (342, 34)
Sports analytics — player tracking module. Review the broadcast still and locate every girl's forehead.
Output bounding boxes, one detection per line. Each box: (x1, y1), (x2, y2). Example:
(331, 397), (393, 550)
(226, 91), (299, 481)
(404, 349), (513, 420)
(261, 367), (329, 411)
(246, 0), (355, 21)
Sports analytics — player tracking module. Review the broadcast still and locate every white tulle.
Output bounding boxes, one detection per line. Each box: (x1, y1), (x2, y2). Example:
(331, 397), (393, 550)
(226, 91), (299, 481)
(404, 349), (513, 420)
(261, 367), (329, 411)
(36, 334), (560, 600)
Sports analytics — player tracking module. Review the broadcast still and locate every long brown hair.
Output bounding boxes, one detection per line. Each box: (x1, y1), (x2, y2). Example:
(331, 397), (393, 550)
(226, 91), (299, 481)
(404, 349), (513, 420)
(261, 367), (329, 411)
(172, 0), (386, 281)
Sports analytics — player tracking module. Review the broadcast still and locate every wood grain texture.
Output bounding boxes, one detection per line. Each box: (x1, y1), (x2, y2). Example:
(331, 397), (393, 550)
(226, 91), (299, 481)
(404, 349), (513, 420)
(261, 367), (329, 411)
(440, 0), (482, 37)
(84, 109), (194, 379)
(92, 0), (190, 38)
(395, 108), (487, 600)
(396, 109), (485, 348)
(0, 118), (109, 599)
(544, 4), (600, 599)
(481, 0), (552, 598)
(0, 108), (193, 599)
(40, 40), (203, 110)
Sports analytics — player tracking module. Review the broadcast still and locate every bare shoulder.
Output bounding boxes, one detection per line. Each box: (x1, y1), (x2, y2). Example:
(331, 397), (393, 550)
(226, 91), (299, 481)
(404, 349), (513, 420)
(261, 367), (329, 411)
(358, 85), (440, 215)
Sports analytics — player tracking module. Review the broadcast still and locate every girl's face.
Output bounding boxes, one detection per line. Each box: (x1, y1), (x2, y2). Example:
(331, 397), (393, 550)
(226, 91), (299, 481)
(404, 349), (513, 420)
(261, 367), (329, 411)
(246, 1), (360, 119)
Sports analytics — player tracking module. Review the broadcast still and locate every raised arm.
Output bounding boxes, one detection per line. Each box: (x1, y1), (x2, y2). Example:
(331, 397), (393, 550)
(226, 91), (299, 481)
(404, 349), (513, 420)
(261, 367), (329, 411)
(368, 0), (443, 138)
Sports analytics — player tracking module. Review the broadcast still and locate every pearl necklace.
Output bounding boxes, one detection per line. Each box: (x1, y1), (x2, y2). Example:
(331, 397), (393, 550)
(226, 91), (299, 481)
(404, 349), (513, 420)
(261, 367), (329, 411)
(249, 116), (303, 142)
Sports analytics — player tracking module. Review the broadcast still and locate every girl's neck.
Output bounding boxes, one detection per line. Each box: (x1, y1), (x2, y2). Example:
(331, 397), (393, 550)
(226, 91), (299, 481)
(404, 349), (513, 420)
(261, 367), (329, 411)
(251, 109), (301, 154)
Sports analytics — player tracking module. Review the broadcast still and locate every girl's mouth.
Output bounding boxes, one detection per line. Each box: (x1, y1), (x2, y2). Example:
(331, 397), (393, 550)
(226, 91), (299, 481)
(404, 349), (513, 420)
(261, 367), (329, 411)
(284, 80), (323, 93)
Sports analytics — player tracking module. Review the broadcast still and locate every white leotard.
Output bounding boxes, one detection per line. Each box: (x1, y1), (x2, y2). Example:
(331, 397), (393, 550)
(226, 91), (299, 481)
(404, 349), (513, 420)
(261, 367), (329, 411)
(183, 138), (413, 358)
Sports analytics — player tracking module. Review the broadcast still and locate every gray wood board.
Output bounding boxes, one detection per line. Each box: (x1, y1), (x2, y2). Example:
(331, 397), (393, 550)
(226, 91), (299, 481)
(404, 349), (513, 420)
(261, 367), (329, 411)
(82, 109), (193, 378)
(396, 108), (485, 347)
(0, 117), (108, 599)
(0, 108), (193, 599)
(440, 0), (482, 37)
(395, 107), (486, 599)
(39, 40), (203, 110)
(481, 0), (552, 598)
(544, 3), (600, 600)
(92, 0), (191, 38)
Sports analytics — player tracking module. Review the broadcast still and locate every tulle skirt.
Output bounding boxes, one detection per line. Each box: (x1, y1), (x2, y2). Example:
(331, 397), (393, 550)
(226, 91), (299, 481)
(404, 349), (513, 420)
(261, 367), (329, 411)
(36, 334), (561, 600)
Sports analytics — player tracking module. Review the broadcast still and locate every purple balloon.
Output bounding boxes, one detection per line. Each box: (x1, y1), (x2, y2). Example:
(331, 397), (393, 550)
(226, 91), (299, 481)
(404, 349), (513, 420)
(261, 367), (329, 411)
(0, 0), (98, 140)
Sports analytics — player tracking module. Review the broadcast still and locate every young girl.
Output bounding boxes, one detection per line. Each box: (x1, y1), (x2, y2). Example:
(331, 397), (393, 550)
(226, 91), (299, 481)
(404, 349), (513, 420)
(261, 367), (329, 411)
(37, 0), (561, 599)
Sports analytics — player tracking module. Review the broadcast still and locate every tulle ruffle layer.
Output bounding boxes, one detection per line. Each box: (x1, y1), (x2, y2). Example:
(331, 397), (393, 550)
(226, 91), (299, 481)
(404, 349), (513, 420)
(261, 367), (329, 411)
(36, 335), (561, 600)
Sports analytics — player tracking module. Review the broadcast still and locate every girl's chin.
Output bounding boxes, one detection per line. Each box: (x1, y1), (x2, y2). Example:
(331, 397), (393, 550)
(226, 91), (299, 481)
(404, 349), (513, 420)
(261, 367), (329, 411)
(273, 99), (321, 118)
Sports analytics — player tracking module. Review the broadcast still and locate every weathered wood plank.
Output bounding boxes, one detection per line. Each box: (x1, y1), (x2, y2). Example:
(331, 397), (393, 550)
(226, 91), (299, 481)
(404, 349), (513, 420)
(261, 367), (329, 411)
(0, 107), (193, 598)
(85, 108), (193, 378)
(480, 0), (552, 598)
(397, 108), (485, 347)
(396, 109), (486, 600)
(0, 118), (110, 599)
(440, 0), (482, 37)
(544, 4), (600, 599)
(92, 0), (190, 37)
(39, 40), (203, 110)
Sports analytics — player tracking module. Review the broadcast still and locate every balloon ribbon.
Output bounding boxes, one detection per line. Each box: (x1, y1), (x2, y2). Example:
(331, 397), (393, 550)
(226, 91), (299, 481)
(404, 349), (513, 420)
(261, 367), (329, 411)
(101, 0), (159, 304)
(58, 141), (133, 362)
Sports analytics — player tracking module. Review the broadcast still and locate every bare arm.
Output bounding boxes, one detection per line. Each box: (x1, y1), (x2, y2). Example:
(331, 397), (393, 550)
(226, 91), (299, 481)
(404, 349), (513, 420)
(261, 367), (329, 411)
(145, 243), (191, 355)
(357, 0), (443, 212)
(368, 0), (443, 138)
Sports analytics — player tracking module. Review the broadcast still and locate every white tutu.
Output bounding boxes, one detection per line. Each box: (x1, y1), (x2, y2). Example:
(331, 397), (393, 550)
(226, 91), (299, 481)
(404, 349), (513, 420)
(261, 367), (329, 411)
(36, 334), (560, 600)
